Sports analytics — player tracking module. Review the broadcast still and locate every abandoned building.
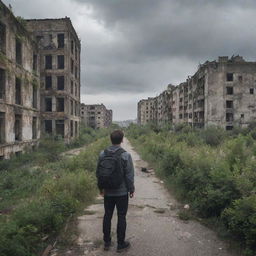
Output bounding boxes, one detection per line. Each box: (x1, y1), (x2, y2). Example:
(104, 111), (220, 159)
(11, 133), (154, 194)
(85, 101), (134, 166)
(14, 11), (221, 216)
(81, 103), (113, 129)
(26, 18), (81, 142)
(0, 0), (81, 158)
(138, 56), (256, 130)
(0, 1), (41, 159)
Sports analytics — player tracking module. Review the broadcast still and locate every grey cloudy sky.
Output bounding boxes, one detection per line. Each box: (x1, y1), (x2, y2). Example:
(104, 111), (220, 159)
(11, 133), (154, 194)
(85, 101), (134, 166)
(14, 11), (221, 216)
(5, 0), (256, 120)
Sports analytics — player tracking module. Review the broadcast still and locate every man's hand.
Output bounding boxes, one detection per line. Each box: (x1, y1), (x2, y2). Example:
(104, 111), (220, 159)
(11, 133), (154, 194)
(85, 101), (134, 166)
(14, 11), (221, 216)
(129, 192), (134, 198)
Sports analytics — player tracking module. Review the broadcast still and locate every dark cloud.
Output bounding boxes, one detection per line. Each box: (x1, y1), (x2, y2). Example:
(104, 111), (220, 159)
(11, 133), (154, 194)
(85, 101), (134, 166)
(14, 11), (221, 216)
(5, 0), (256, 119)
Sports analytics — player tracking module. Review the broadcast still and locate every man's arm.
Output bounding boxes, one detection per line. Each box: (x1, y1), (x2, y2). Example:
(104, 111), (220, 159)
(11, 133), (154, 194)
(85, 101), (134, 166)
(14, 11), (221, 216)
(123, 152), (135, 196)
(96, 151), (104, 194)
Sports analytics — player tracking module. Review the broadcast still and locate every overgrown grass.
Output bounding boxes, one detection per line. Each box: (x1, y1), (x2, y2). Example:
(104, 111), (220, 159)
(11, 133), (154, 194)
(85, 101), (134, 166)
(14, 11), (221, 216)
(127, 123), (256, 255)
(0, 127), (110, 256)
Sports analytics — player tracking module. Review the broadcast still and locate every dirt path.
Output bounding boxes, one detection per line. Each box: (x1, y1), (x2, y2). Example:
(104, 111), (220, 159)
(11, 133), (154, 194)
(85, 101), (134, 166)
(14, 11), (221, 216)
(51, 138), (237, 256)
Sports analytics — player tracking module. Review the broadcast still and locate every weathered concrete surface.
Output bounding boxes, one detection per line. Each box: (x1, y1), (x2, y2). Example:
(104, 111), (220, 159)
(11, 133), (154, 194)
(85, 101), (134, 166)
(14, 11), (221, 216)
(52, 138), (238, 256)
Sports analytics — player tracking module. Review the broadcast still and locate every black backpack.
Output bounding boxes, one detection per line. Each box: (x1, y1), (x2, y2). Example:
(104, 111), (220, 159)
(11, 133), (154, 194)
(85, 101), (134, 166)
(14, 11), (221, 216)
(97, 148), (126, 190)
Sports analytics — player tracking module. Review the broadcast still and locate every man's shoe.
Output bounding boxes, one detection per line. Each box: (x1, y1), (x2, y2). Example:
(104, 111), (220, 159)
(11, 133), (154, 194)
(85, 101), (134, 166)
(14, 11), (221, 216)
(104, 241), (112, 251)
(116, 241), (131, 253)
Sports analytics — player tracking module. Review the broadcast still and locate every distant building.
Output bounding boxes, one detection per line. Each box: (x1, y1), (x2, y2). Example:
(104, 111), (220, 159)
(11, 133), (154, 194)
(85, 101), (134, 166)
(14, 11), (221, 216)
(81, 103), (113, 129)
(138, 56), (256, 130)
(26, 18), (81, 142)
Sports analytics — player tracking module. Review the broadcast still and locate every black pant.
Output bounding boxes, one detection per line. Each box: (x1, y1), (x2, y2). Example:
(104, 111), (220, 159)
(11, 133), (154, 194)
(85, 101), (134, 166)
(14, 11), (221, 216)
(103, 194), (129, 245)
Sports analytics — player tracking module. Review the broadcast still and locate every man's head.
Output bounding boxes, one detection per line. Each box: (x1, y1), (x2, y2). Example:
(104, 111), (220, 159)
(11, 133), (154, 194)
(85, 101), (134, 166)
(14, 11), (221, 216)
(110, 130), (124, 145)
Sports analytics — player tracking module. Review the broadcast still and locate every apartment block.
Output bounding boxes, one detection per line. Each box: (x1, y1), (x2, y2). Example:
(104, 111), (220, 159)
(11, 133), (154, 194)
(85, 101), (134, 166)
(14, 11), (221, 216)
(0, 2), (40, 159)
(81, 103), (113, 129)
(26, 18), (81, 142)
(138, 56), (256, 130)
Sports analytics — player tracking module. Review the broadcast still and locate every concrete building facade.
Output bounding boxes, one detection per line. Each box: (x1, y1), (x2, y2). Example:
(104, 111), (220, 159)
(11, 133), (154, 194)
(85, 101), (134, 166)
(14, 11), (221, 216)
(81, 103), (113, 129)
(0, 0), (81, 158)
(138, 56), (256, 130)
(26, 18), (81, 142)
(0, 2), (41, 159)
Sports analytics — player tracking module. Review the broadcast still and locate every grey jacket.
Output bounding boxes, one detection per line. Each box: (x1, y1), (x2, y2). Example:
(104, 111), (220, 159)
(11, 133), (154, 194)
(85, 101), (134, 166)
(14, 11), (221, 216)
(96, 145), (135, 197)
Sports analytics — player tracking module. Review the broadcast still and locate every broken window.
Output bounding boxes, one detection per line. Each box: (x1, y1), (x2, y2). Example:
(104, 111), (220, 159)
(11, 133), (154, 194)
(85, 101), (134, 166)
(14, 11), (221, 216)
(0, 112), (5, 143)
(56, 98), (64, 112)
(70, 120), (73, 137)
(75, 121), (78, 136)
(189, 113), (192, 118)
(45, 120), (52, 134)
(45, 55), (52, 69)
(0, 22), (6, 54)
(71, 80), (74, 94)
(45, 97), (52, 112)
(75, 46), (78, 60)
(58, 55), (64, 69)
(33, 54), (37, 71)
(226, 87), (233, 95)
(45, 76), (52, 90)
(226, 73), (233, 82)
(75, 66), (78, 79)
(57, 34), (64, 48)
(71, 40), (74, 54)
(250, 88), (254, 94)
(14, 114), (22, 141)
(241, 114), (244, 118)
(179, 114), (183, 119)
(15, 78), (22, 105)
(226, 113), (234, 122)
(57, 76), (64, 90)
(16, 39), (22, 65)
(32, 86), (37, 108)
(71, 58), (74, 74)
(71, 100), (73, 115)
(56, 120), (64, 138)
(226, 126), (233, 131)
(0, 69), (5, 99)
(226, 100), (233, 108)
(32, 117), (37, 139)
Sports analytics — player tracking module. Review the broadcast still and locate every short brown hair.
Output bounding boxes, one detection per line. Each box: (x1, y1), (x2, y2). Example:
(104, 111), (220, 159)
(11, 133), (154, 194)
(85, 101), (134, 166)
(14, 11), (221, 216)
(110, 130), (124, 145)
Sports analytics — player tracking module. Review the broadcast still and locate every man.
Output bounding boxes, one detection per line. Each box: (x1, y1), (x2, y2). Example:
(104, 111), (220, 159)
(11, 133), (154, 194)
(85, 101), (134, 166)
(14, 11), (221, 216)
(96, 130), (135, 253)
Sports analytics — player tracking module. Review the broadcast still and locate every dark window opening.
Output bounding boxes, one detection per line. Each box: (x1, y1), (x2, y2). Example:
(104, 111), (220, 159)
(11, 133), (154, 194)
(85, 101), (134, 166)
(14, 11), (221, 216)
(0, 112), (5, 143)
(32, 117), (37, 139)
(226, 100), (233, 108)
(57, 76), (65, 90)
(71, 40), (74, 54)
(15, 78), (22, 105)
(45, 120), (52, 134)
(71, 58), (74, 74)
(71, 80), (73, 94)
(75, 121), (78, 136)
(189, 113), (192, 118)
(14, 114), (22, 141)
(75, 46), (78, 60)
(45, 97), (52, 112)
(0, 22), (6, 54)
(241, 114), (244, 118)
(226, 126), (233, 131)
(227, 73), (233, 82)
(56, 120), (64, 138)
(45, 76), (52, 90)
(33, 54), (37, 71)
(226, 87), (233, 95)
(179, 114), (183, 119)
(57, 34), (64, 48)
(32, 86), (37, 108)
(70, 120), (73, 137)
(75, 102), (77, 116)
(45, 55), (52, 69)
(15, 151), (22, 157)
(16, 39), (22, 65)
(250, 88), (254, 94)
(56, 98), (64, 112)
(75, 66), (78, 79)
(0, 69), (5, 99)
(58, 55), (64, 69)
(71, 100), (73, 115)
(226, 113), (234, 122)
